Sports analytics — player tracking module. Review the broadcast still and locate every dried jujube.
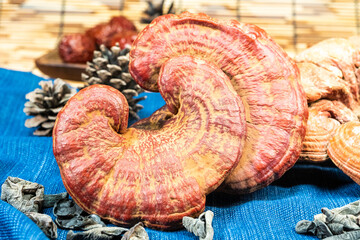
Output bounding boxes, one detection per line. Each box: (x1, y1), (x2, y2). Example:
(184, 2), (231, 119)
(86, 16), (137, 48)
(58, 33), (95, 63)
(129, 11), (308, 193)
(53, 55), (246, 229)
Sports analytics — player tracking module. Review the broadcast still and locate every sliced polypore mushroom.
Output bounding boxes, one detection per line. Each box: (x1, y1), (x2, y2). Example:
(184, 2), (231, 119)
(53, 55), (246, 229)
(328, 121), (360, 184)
(129, 11), (308, 193)
(297, 62), (356, 108)
(300, 100), (357, 162)
(295, 38), (360, 108)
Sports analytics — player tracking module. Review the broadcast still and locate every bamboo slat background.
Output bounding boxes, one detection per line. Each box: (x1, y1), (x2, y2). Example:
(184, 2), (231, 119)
(0, 0), (359, 79)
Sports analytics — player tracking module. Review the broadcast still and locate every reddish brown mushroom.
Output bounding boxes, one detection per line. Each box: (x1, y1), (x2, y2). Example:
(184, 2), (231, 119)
(300, 100), (357, 162)
(328, 121), (360, 184)
(295, 38), (360, 162)
(129, 12), (308, 193)
(53, 55), (246, 229)
(296, 38), (360, 116)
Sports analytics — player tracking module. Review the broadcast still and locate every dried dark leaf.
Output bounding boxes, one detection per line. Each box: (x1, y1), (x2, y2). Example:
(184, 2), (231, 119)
(183, 210), (214, 240)
(54, 198), (106, 230)
(121, 222), (149, 240)
(25, 212), (58, 239)
(1, 176), (44, 213)
(324, 230), (360, 240)
(43, 192), (68, 208)
(67, 226), (129, 240)
(53, 198), (83, 219)
(296, 200), (360, 239)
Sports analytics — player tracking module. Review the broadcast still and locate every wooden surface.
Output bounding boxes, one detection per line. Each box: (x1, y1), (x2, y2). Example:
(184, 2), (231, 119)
(0, 0), (359, 85)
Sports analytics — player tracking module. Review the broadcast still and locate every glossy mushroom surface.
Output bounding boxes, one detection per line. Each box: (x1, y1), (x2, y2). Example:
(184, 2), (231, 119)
(296, 38), (360, 117)
(53, 56), (246, 230)
(295, 37), (360, 162)
(130, 12), (308, 193)
(300, 100), (357, 162)
(328, 121), (360, 184)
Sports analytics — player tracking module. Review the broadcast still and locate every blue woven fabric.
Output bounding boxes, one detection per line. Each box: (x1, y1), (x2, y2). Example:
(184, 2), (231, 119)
(0, 67), (359, 240)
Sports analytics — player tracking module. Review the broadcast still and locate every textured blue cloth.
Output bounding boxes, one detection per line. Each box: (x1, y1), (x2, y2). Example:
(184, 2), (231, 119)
(0, 67), (360, 240)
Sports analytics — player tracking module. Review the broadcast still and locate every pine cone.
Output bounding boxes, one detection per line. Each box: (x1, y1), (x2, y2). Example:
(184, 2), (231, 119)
(81, 44), (146, 120)
(141, 0), (175, 24)
(24, 79), (76, 136)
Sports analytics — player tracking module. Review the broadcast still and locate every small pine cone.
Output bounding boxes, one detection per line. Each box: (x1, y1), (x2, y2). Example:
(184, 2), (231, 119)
(81, 44), (146, 120)
(24, 79), (76, 136)
(141, 0), (175, 24)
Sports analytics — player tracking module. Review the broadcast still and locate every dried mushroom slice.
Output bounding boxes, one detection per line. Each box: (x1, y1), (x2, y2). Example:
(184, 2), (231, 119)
(297, 62), (356, 107)
(295, 38), (360, 110)
(328, 121), (360, 184)
(129, 11), (308, 193)
(53, 56), (246, 229)
(300, 100), (358, 162)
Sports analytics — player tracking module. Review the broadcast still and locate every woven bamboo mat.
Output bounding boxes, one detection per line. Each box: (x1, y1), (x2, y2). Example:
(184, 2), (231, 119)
(0, 0), (359, 83)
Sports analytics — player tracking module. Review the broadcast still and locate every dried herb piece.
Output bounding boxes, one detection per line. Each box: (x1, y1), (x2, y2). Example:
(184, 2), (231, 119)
(323, 230), (360, 240)
(43, 192), (68, 208)
(322, 207), (359, 231)
(121, 222), (149, 240)
(25, 212), (58, 239)
(67, 227), (129, 240)
(296, 219), (333, 239)
(183, 210), (214, 240)
(296, 200), (360, 239)
(54, 198), (105, 230)
(53, 198), (82, 218)
(1, 176), (44, 213)
(24, 78), (76, 136)
(141, 0), (175, 24)
(66, 223), (149, 240)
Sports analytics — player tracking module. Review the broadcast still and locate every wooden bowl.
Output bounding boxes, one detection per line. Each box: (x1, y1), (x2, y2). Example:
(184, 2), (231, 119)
(35, 49), (86, 81)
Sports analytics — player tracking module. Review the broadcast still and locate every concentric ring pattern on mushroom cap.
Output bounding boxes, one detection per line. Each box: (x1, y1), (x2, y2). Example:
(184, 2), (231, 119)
(129, 11), (308, 194)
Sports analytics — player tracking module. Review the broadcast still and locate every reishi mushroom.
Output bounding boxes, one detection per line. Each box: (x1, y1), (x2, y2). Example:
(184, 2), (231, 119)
(295, 38), (360, 117)
(295, 37), (360, 163)
(53, 56), (246, 229)
(328, 121), (360, 184)
(129, 12), (308, 193)
(300, 100), (358, 162)
(53, 12), (308, 229)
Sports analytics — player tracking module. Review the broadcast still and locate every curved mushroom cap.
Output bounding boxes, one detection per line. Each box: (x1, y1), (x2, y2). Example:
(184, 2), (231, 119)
(297, 62), (356, 107)
(295, 38), (359, 104)
(328, 121), (360, 184)
(130, 12), (308, 193)
(53, 55), (246, 230)
(300, 100), (358, 162)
